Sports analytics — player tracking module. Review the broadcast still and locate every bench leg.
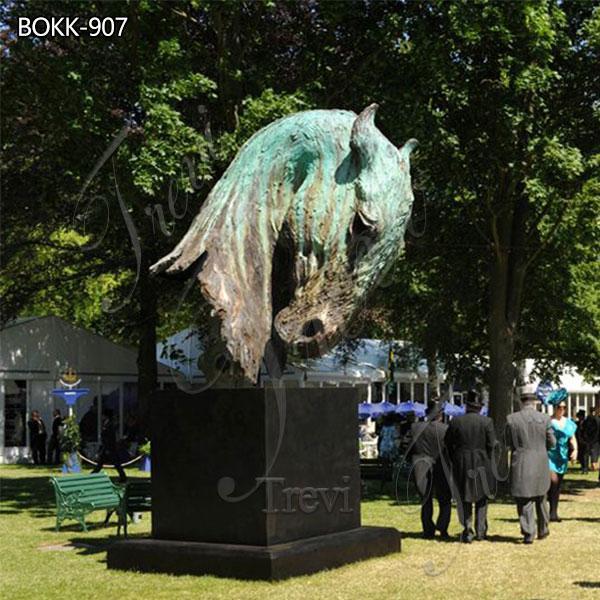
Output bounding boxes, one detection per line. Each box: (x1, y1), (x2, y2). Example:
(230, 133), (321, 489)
(116, 507), (124, 537)
(78, 513), (88, 532)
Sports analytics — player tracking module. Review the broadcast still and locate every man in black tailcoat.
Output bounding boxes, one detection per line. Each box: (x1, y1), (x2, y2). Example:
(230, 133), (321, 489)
(582, 406), (600, 473)
(48, 408), (63, 465)
(27, 410), (47, 464)
(92, 409), (127, 482)
(408, 401), (452, 539)
(506, 389), (556, 544)
(445, 390), (497, 543)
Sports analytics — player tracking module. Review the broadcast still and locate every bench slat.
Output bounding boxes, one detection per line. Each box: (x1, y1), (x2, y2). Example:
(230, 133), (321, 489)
(54, 474), (110, 482)
(54, 479), (115, 489)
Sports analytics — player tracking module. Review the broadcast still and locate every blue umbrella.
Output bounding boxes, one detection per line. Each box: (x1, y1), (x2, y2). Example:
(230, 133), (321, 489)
(396, 401), (427, 418)
(442, 403), (488, 417)
(358, 402), (373, 418)
(443, 402), (465, 417)
(369, 401), (396, 418)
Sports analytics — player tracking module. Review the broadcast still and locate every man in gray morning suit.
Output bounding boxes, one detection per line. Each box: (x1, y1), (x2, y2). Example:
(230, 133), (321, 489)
(506, 389), (556, 544)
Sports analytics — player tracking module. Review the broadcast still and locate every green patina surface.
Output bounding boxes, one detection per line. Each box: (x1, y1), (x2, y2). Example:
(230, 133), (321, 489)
(152, 104), (416, 380)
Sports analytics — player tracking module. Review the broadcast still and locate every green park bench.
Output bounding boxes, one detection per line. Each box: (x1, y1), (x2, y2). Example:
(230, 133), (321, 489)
(50, 472), (124, 532)
(117, 480), (152, 538)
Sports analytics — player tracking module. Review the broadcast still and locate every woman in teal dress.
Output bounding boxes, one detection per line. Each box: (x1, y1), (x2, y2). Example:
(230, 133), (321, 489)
(547, 390), (578, 522)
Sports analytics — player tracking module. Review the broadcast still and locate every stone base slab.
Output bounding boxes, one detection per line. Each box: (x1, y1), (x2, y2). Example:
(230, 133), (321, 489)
(107, 526), (401, 580)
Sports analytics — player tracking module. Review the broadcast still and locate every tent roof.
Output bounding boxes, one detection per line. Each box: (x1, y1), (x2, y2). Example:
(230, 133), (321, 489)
(156, 331), (398, 382)
(523, 359), (598, 394)
(0, 315), (170, 379)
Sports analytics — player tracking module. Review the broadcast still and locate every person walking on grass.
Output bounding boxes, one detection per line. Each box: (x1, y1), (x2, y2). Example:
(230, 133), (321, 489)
(92, 409), (127, 483)
(445, 390), (497, 543)
(506, 388), (556, 544)
(408, 400), (452, 539)
(546, 390), (577, 522)
(581, 406), (600, 473)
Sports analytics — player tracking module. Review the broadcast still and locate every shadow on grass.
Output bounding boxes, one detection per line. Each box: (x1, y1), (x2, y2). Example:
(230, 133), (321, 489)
(574, 581), (600, 588)
(67, 536), (115, 555)
(0, 475), (55, 517)
(484, 533), (522, 544)
(1, 468), (149, 515)
(556, 517), (600, 523)
(401, 531), (521, 544)
(40, 519), (118, 533)
(562, 479), (600, 495)
(400, 531), (456, 543)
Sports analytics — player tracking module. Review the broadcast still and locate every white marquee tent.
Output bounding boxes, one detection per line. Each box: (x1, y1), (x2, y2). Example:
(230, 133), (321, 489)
(156, 330), (434, 402)
(0, 316), (171, 463)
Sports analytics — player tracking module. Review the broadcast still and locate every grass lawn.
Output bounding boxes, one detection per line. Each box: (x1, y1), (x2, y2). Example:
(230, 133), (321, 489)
(1, 464), (600, 599)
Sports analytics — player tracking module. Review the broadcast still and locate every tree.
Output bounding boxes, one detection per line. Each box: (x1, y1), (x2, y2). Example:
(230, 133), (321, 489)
(2, 1), (316, 408)
(374, 1), (600, 428)
(2, 0), (597, 430)
(1, 0), (217, 415)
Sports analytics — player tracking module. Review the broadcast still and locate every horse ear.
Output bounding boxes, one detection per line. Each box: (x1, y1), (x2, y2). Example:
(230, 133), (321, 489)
(350, 104), (379, 168)
(400, 138), (418, 160)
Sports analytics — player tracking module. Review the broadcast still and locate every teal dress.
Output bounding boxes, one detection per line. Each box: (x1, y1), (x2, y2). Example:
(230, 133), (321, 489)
(548, 417), (577, 474)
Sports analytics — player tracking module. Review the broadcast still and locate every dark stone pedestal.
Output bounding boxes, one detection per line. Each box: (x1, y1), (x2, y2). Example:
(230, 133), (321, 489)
(107, 526), (401, 580)
(107, 388), (401, 579)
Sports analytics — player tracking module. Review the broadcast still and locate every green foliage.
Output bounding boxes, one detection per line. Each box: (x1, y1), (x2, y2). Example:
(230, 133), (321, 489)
(372, 0), (600, 392)
(131, 73), (216, 196)
(60, 416), (81, 454)
(138, 440), (151, 457)
(216, 89), (310, 163)
(2, 0), (598, 403)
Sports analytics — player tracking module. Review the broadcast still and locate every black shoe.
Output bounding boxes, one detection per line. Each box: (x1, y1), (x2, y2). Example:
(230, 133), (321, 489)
(524, 536), (534, 545)
(460, 533), (473, 544)
(549, 516), (562, 523)
(538, 531), (550, 540)
(438, 531), (451, 540)
(475, 535), (487, 541)
(423, 532), (435, 540)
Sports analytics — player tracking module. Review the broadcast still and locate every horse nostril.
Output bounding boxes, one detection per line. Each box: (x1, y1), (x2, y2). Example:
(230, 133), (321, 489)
(302, 318), (324, 337)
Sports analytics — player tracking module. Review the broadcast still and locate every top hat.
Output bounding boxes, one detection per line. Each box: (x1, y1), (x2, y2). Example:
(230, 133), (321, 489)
(426, 400), (442, 420)
(465, 389), (483, 409)
(519, 383), (538, 402)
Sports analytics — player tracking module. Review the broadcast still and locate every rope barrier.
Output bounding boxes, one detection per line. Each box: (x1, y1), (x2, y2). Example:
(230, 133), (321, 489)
(77, 451), (145, 468)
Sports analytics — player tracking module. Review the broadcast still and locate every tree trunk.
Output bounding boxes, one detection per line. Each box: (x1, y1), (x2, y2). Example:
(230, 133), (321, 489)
(487, 177), (529, 436)
(212, 5), (243, 130)
(137, 253), (158, 429)
(488, 316), (515, 434)
(426, 350), (440, 399)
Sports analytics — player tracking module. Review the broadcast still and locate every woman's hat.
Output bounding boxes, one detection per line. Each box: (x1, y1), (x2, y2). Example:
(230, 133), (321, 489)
(547, 388), (568, 406)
